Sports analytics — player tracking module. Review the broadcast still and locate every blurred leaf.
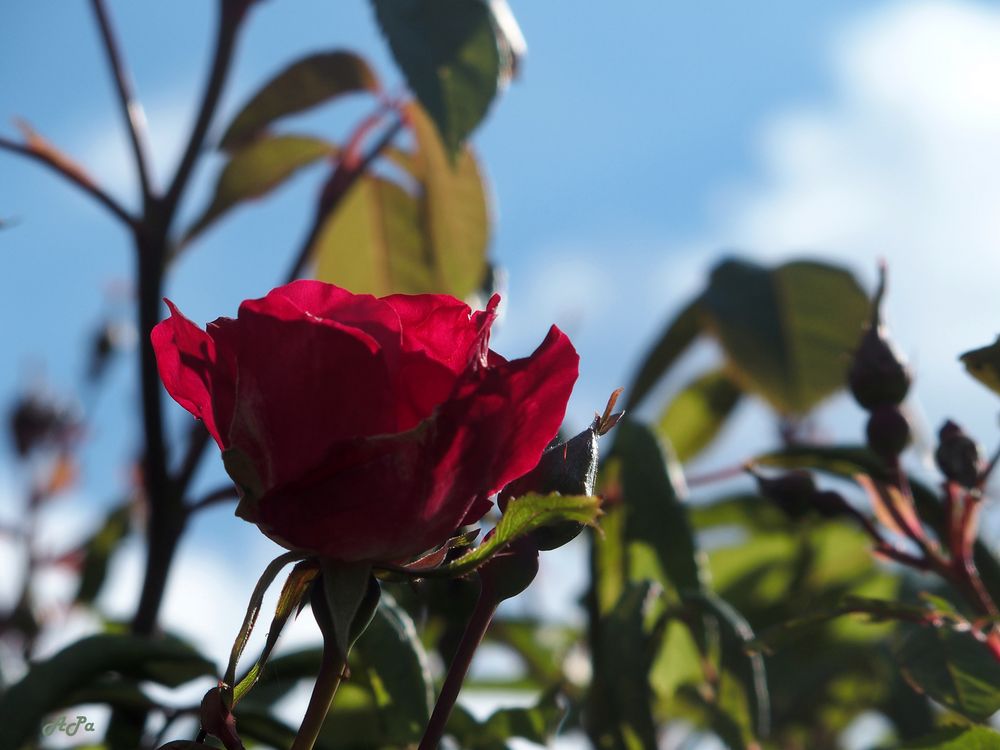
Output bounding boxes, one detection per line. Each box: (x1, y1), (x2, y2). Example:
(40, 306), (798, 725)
(699, 258), (869, 415)
(656, 368), (743, 463)
(895, 626), (1000, 722)
(351, 591), (434, 744)
(586, 582), (665, 750)
(961, 337), (1000, 397)
(372, 0), (504, 153)
(74, 503), (131, 605)
(684, 591), (770, 740)
(184, 135), (335, 242)
(447, 688), (568, 750)
(220, 52), (379, 150)
(239, 594), (431, 747)
(689, 494), (789, 534)
(623, 299), (701, 412)
(615, 419), (706, 597)
(487, 618), (581, 685)
(313, 175), (429, 294)
(0, 635), (213, 749)
(757, 443), (1000, 606)
(407, 103), (491, 297)
(314, 103), (490, 299)
(438, 493), (602, 577)
(902, 726), (1000, 748)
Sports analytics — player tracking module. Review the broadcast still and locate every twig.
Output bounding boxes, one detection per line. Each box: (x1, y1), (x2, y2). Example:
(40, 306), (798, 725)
(161, 0), (246, 223)
(187, 484), (239, 516)
(90, 0), (155, 201)
(284, 117), (405, 282)
(0, 136), (135, 228)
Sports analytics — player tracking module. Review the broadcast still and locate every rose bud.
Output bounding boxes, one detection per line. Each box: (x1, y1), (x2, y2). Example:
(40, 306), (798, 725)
(866, 404), (910, 459)
(199, 687), (243, 750)
(152, 281), (579, 564)
(753, 469), (817, 519)
(497, 425), (597, 551)
(848, 266), (911, 411)
(935, 420), (983, 488)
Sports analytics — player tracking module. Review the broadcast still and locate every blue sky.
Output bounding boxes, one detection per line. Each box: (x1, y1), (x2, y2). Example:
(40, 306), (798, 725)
(5, 0), (1000, 743)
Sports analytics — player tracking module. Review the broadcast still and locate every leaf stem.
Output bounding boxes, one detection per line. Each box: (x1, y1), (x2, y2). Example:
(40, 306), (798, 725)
(290, 643), (347, 750)
(418, 578), (499, 750)
(90, 0), (155, 202)
(0, 136), (135, 228)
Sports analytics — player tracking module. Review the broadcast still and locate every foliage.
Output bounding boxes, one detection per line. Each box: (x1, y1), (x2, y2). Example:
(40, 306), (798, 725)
(4, 3), (1000, 750)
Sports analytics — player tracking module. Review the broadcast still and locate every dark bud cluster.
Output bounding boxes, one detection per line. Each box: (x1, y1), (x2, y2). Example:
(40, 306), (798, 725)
(8, 392), (81, 457)
(934, 420), (983, 489)
(866, 404), (911, 459)
(848, 265), (911, 412)
(753, 468), (850, 520)
(849, 265), (912, 461)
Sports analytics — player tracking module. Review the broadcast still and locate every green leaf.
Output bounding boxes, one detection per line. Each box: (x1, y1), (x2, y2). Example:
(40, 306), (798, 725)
(436, 493), (601, 577)
(406, 103), (491, 299)
(757, 443), (1000, 606)
(184, 135), (335, 243)
(586, 582), (665, 750)
(313, 175), (431, 295)
(615, 419), (706, 597)
(656, 368), (743, 463)
(313, 104), (490, 299)
(902, 726), (1000, 748)
(683, 591), (770, 740)
(372, 0), (504, 153)
(74, 502), (130, 605)
(350, 591), (434, 744)
(220, 52), (379, 150)
(895, 626), (1000, 722)
(447, 688), (568, 750)
(961, 337), (1000, 397)
(0, 635), (213, 749)
(699, 258), (869, 415)
(623, 298), (701, 412)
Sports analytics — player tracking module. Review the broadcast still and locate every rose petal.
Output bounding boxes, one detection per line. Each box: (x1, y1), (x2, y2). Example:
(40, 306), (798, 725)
(151, 300), (227, 448)
(225, 299), (396, 489)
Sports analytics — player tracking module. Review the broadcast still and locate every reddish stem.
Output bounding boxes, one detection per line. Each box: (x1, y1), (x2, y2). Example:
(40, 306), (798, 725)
(417, 579), (499, 750)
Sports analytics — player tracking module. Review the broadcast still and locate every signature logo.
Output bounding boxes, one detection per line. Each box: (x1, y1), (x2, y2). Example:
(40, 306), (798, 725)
(42, 715), (96, 737)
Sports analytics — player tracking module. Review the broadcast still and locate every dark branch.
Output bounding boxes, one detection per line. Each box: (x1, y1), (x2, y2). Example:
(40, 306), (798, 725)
(90, 0), (156, 201)
(0, 136), (135, 229)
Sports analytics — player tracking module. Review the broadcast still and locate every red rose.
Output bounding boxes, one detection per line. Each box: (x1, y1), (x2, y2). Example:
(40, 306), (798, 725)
(152, 281), (578, 563)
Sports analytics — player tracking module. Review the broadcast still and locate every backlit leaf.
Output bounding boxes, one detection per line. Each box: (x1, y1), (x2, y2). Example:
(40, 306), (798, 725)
(184, 135), (335, 242)
(220, 52), (379, 150)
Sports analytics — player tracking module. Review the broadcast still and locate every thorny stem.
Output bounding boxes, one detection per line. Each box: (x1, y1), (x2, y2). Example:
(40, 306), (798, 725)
(0, 137), (135, 228)
(289, 645), (347, 750)
(418, 578), (500, 750)
(90, 0), (155, 202)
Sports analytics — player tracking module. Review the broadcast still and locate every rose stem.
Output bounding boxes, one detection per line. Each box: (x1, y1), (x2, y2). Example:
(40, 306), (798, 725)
(290, 644), (347, 750)
(418, 579), (499, 750)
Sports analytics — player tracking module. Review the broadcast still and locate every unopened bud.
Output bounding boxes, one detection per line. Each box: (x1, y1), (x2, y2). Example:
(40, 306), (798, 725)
(848, 265), (911, 411)
(935, 420), (982, 488)
(755, 470), (817, 519)
(811, 490), (851, 519)
(866, 405), (910, 459)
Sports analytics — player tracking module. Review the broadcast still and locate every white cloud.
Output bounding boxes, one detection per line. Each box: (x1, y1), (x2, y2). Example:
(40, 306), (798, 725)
(686, 0), (1000, 442)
